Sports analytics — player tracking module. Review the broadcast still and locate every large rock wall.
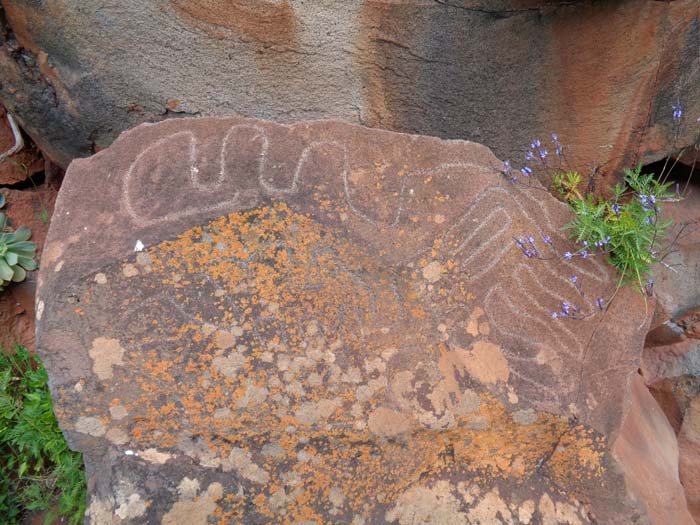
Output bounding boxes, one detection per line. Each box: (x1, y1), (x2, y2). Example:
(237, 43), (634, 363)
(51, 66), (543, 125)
(1, 0), (698, 172)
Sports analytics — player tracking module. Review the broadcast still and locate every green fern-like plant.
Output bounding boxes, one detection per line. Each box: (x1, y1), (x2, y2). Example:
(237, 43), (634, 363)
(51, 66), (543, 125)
(559, 164), (674, 292)
(0, 346), (87, 524)
(0, 193), (37, 291)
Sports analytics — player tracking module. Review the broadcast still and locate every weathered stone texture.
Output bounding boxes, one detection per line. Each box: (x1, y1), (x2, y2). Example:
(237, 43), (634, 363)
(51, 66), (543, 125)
(0, 1), (698, 174)
(644, 187), (700, 523)
(612, 375), (693, 525)
(39, 117), (679, 523)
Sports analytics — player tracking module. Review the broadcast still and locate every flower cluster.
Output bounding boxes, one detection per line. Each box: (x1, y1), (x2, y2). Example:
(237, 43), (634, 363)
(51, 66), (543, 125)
(549, 273), (606, 320)
(512, 231), (608, 319)
(501, 99), (698, 320)
(501, 132), (565, 186)
(672, 101), (683, 122)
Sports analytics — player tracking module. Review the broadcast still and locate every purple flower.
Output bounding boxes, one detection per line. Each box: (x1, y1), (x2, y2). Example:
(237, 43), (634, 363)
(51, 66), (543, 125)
(503, 160), (512, 174)
(581, 250), (588, 258)
(521, 166), (532, 177)
(531, 139), (541, 149)
(568, 275), (577, 283)
(564, 251), (573, 260)
(646, 216), (654, 224)
(645, 278), (654, 296)
(555, 146), (563, 156)
(603, 236), (610, 244)
(551, 312), (559, 319)
(542, 235), (552, 245)
(551, 132), (558, 142)
(539, 149), (548, 159)
(525, 151), (534, 161)
(649, 195), (656, 204)
(612, 203), (620, 214)
(672, 102), (683, 122)
(562, 301), (571, 313)
(596, 297), (605, 310)
(581, 240), (588, 247)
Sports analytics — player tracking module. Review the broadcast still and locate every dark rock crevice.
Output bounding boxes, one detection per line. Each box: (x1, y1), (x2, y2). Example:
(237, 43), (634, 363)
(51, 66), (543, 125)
(432, 0), (582, 16)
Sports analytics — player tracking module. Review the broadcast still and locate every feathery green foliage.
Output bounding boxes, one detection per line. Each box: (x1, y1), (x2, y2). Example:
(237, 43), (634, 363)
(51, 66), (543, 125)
(0, 346), (86, 524)
(555, 165), (674, 291)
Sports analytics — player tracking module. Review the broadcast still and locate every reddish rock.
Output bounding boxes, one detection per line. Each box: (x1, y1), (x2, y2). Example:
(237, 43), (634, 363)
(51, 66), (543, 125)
(653, 175), (700, 325)
(0, 285), (30, 351)
(0, 1), (698, 176)
(641, 312), (700, 523)
(680, 397), (700, 523)
(642, 332), (699, 428)
(643, 337), (700, 387)
(38, 117), (667, 523)
(679, 308), (700, 340)
(612, 374), (694, 525)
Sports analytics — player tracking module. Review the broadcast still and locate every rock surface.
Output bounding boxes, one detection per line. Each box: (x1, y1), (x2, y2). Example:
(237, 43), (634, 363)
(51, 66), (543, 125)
(39, 117), (673, 523)
(642, 310), (700, 524)
(612, 374), (693, 525)
(680, 397), (700, 523)
(1, 1), (699, 174)
(645, 188), (700, 523)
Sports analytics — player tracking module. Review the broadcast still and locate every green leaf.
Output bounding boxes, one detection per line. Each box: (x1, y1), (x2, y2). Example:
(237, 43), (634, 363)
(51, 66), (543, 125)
(12, 227), (31, 242)
(4, 251), (17, 267)
(17, 256), (37, 271)
(11, 265), (25, 283)
(12, 249), (36, 259)
(0, 258), (14, 281)
(8, 241), (36, 254)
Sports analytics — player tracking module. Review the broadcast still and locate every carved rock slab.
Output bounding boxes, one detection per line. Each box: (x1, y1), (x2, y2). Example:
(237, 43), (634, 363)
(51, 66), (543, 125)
(39, 118), (657, 524)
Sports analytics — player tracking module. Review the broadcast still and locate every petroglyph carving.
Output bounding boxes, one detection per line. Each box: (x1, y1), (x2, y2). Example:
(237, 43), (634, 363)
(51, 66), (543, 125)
(117, 121), (623, 415)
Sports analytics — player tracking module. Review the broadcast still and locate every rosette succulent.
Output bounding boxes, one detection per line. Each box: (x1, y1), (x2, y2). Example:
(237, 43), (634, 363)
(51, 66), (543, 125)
(0, 193), (37, 290)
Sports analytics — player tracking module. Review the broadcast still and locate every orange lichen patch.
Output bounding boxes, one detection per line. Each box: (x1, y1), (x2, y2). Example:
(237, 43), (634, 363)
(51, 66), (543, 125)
(62, 203), (610, 520)
(549, 430), (606, 485)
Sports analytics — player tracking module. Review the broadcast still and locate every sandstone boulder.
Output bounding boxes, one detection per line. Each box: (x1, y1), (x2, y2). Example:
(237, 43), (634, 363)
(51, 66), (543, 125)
(613, 375), (693, 525)
(1, 1), (699, 175)
(644, 183), (700, 522)
(642, 311), (700, 523)
(38, 117), (682, 523)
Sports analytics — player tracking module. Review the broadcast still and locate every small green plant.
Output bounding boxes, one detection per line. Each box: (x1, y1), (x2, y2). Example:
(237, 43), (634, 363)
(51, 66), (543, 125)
(0, 346), (86, 524)
(555, 164), (674, 292)
(0, 193), (38, 291)
(552, 170), (582, 201)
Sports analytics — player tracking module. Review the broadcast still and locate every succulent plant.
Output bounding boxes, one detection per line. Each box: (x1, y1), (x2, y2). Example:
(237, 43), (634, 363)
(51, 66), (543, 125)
(0, 193), (37, 290)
